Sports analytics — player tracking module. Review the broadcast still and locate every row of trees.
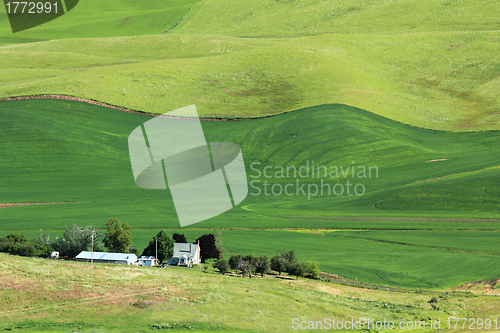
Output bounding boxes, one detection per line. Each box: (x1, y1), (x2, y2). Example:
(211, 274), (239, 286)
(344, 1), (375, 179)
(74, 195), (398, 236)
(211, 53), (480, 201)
(0, 219), (133, 259)
(213, 250), (321, 280)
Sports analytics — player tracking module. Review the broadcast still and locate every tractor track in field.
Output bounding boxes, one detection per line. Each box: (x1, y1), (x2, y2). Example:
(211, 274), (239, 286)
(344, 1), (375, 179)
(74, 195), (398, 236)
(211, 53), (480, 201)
(0, 202), (74, 208)
(0, 94), (252, 121)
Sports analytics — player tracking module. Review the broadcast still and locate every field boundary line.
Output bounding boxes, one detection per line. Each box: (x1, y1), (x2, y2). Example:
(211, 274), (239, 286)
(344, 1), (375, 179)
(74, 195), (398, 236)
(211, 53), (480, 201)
(0, 95), (259, 121)
(266, 215), (500, 223)
(0, 95), (157, 117)
(405, 165), (500, 186)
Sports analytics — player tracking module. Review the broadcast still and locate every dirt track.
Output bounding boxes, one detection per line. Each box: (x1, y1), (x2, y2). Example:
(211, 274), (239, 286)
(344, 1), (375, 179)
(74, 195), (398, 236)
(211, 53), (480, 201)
(0, 202), (72, 208)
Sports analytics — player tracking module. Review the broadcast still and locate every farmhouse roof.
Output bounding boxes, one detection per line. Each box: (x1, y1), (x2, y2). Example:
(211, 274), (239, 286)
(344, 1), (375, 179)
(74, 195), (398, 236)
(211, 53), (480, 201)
(173, 243), (199, 259)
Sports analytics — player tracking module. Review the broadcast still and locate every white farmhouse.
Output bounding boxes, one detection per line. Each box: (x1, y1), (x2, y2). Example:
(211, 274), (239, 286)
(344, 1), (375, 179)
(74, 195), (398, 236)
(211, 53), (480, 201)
(167, 243), (200, 267)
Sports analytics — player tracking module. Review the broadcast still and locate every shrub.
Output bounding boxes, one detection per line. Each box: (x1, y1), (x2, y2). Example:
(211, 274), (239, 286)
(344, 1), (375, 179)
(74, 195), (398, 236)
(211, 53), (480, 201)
(0, 233), (46, 258)
(33, 243), (54, 258)
(307, 261), (321, 279)
(213, 259), (229, 275)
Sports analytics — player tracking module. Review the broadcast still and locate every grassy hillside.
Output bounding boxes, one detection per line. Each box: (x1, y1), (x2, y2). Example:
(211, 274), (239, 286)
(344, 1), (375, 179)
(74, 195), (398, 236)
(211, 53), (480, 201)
(0, 99), (499, 289)
(0, 0), (199, 44)
(173, 0), (500, 37)
(0, 253), (498, 332)
(1, 1), (499, 130)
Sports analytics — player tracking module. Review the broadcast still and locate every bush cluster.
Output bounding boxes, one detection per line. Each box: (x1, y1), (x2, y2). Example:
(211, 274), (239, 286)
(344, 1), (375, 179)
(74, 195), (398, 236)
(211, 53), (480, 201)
(0, 233), (53, 258)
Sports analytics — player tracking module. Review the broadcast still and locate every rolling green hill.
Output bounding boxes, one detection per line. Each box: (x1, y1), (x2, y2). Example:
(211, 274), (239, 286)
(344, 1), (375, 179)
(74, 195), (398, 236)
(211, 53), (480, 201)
(173, 0), (500, 37)
(0, 0), (499, 130)
(0, 0), (199, 44)
(0, 99), (499, 289)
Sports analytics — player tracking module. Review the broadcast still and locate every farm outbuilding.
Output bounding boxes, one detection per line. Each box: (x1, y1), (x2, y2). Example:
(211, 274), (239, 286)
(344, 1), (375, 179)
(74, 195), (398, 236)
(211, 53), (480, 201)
(137, 256), (157, 267)
(75, 251), (137, 265)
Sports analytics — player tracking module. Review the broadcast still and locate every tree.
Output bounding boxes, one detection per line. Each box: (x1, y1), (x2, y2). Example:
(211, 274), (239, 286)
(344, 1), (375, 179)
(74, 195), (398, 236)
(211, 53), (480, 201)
(102, 219), (132, 253)
(32, 229), (51, 247)
(288, 262), (307, 280)
(236, 259), (252, 278)
(228, 254), (242, 270)
(141, 231), (174, 264)
(172, 233), (187, 243)
(52, 225), (99, 259)
(196, 233), (221, 262)
(242, 254), (257, 266)
(255, 255), (271, 277)
(32, 230), (54, 257)
(282, 250), (298, 272)
(307, 261), (321, 279)
(270, 254), (287, 275)
(214, 228), (225, 257)
(242, 254), (258, 275)
(213, 258), (229, 275)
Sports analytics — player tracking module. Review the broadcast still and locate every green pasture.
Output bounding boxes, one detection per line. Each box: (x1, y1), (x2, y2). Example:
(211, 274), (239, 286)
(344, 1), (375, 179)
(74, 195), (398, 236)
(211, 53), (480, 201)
(0, 99), (499, 289)
(330, 230), (500, 255)
(0, 228), (499, 290)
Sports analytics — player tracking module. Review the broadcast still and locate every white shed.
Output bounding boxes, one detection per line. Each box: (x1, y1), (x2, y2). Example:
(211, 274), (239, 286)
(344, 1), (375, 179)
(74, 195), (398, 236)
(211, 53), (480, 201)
(137, 256), (157, 267)
(75, 251), (137, 265)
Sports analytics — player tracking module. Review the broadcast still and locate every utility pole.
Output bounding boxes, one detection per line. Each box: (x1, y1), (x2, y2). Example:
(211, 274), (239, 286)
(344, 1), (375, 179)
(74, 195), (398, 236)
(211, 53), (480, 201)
(91, 230), (94, 267)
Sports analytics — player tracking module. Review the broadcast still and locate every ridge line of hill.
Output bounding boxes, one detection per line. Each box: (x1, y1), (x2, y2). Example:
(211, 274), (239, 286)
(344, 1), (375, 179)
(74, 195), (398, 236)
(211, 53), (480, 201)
(3, 95), (500, 133)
